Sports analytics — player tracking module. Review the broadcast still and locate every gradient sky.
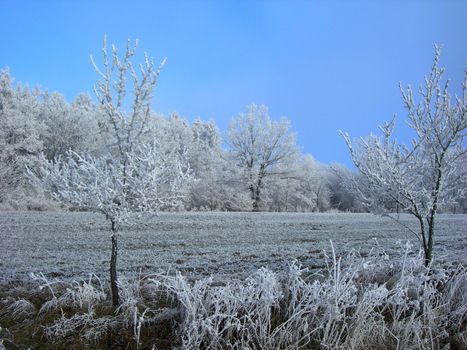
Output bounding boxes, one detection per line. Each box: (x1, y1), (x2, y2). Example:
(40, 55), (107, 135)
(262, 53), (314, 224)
(0, 0), (466, 166)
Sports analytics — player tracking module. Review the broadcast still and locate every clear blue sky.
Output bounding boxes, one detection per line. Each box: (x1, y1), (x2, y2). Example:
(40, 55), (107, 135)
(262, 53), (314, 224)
(1, 0), (466, 166)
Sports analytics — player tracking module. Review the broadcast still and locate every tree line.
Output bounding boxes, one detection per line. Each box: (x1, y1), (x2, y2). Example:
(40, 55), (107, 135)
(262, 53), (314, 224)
(0, 71), (365, 213)
(0, 59), (465, 215)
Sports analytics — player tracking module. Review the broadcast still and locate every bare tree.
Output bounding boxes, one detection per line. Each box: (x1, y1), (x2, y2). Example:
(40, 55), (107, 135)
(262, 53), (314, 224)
(29, 37), (192, 306)
(341, 47), (466, 266)
(228, 104), (298, 211)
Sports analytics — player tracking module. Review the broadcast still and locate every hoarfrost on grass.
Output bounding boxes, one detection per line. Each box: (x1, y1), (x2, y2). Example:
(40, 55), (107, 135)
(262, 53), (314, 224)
(2, 242), (465, 349)
(0, 211), (464, 285)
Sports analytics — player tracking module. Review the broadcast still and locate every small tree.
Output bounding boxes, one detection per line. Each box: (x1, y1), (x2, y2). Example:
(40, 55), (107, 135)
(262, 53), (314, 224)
(228, 104), (298, 211)
(29, 37), (192, 306)
(341, 47), (466, 266)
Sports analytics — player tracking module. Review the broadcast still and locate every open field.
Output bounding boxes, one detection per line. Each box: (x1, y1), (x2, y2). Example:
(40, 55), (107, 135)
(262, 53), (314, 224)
(1, 211), (465, 286)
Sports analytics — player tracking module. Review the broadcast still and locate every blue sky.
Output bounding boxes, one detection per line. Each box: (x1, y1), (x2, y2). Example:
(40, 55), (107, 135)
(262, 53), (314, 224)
(0, 0), (466, 166)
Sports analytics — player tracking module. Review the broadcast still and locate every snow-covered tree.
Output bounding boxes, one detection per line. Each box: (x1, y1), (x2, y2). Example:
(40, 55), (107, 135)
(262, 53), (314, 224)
(37, 89), (112, 160)
(67, 93), (111, 157)
(37, 92), (70, 160)
(328, 164), (365, 212)
(341, 47), (466, 266)
(187, 118), (225, 210)
(262, 170), (299, 212)
(0, 68), (44, 206)
(296, 155), (331, 212)
(264, 156), (332, 212)
(227, 104), (298, 211)
(29, 38), (192, 306)
(151, 113), (194, 164)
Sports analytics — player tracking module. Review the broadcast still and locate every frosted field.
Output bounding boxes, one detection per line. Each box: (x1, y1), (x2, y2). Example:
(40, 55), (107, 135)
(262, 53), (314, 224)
(1, 211), (465, 287)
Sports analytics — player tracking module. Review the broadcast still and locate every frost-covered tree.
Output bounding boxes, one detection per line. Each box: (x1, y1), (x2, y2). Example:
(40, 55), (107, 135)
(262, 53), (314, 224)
(264, 156), (332, 212)
(187, 118), (226, 210)
(0, 68), (44, 206)
(296, 155), (331, 212)
(151, 113), (193, 161)
(328, 164), (365, 212)
(38, 92), (95, 160)
(262, 170), (299, 212)
(69, 93), (112, 156)
(29, 38), (192, 306)
(38, 92), (71, 160)
(228, 104), (298, 211)
(37, 90), (111, 161)
(341, 47), (466, 266)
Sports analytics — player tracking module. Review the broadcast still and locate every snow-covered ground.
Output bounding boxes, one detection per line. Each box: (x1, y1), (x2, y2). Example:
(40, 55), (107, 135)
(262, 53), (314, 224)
(1, 211), (465, 285)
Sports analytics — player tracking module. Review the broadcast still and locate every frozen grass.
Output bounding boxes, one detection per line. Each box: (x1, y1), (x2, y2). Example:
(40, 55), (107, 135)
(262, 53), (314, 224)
(0, 212), (465, 285)
(0, 243), (466, 349)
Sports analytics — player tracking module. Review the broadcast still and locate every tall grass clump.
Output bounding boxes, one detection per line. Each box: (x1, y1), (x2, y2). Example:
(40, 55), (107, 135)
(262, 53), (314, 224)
(0, 243), (465, 349)
(150, 242), (466, 349)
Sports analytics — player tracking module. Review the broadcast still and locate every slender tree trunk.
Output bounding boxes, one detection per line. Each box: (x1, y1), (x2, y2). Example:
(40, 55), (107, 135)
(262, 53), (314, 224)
(425, 224), (433, 267)
(416, 215), (430, 267)
(110, 220), (120, 306)
(425, 207), (437, 267)
(424, 166), (442, 267)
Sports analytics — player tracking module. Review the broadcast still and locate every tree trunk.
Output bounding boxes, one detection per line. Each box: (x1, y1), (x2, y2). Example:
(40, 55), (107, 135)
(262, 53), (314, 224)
(424, 236), (433, 267)
(110, 221), (120, 306)
(415, 215), (430, 267)
(252, 179), (263, 212)
(424, 166), (442, 267)
(252, 168), (265, 212)
(252, 187), (261, 212)
(249, 184), (256, 210)
(426, 212), (436, 267)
